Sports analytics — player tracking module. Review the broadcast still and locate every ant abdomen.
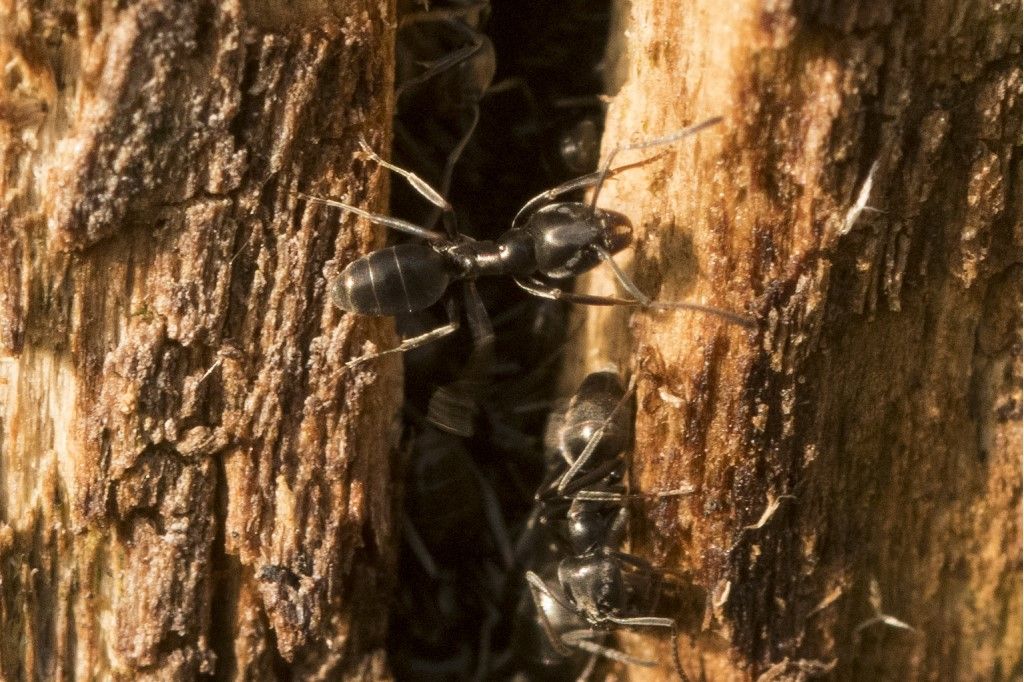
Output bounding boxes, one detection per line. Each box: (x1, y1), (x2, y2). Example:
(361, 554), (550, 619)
(407, 428), (488, 556)
(332, 243), (451, 316)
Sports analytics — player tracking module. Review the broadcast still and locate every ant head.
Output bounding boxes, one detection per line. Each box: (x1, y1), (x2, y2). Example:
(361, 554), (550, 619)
(527, 203), (633, 278)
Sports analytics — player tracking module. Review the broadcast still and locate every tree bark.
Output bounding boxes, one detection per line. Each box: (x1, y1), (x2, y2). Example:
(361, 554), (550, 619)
(573, 1), (1021, 680)
(0, 1), (400, 679)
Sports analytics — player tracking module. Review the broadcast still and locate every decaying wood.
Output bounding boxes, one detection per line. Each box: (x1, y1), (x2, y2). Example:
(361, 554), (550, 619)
(573, 1), (1022, 680)
(0, 1), (400, 679)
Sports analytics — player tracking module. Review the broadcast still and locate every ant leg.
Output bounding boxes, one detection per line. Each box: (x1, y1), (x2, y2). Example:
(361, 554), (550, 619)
(601, 618), (688, 682)
(514, 276), (642, 307)
(520, 253), (755, 327)
(606, 505), (631, 548)
(357, 136), (451, 212)
(473, 599), (500, 682)
(393, 118), (442, 180)
(466, 459), (515, 570)
(593, 246), (756, 327)
(588, 116), (723, 214)
(540, 457), (621, 502)
(299, 193), (448, 243)
(344, 320), (459, 369)
(574, 652), (599, 682)
(669, 622), (688, 682)
(427, 281), (494, 435)
(402, 513), (440, 579)
(646, 299), (756, 328)
(607, 550), (658, 573)
(511, 504), (545, 565)
(571, 485), (696, 502)
(347, 296), (462, 369)
(607, 614), (675, 628)
(512, 154), (668, 229)
(525, 571), (576, 657)
(485, 75), (535, 101)
(593, 245), (652, 305)
(556, 374), (638, 494)
(561, 630), (658, 667)
(427, 105), (481, 235)
(514, 116), (722, 227)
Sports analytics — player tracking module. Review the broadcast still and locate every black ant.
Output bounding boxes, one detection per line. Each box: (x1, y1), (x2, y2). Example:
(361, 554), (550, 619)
(524, 470), (691, 681)
(507, 370), (694, 680)
(303, 117), (750, 366)
(526, 551), (687, 680)
(395, 422), (513, 679)
(507, 546), (664, 680)
(518, 474), (690, 681)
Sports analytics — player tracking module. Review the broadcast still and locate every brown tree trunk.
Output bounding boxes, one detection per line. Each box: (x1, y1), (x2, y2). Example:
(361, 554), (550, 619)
(571, 0), (1021, 680)
(0, 1), (400, 679)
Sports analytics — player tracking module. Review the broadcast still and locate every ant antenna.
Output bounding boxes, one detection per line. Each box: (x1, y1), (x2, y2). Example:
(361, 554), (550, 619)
(588, 116), (724, 215)
(592, 246), (756, 328)
(357, 136), (451, 212)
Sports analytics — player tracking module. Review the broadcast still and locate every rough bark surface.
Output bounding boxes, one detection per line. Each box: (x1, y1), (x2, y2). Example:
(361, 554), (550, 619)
(573, 1), (1022, 680)
(0, 1), (400, 679)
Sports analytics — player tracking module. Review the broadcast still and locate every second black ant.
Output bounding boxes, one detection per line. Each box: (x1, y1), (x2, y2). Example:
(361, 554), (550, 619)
(508, 370), (695, 681)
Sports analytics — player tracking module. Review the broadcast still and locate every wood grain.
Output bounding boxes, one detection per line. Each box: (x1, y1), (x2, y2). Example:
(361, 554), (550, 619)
(574, 1), (1022, 679)
(0, 1), (401, 678)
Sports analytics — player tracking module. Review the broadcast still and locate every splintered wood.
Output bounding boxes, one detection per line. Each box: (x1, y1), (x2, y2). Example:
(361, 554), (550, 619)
(574, 0), (1022, 679)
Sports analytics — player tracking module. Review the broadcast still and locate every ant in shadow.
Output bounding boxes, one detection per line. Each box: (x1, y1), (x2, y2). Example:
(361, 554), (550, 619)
(507, 371), (695, 680)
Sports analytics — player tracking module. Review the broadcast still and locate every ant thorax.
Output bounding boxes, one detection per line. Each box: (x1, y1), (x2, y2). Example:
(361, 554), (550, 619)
(443, 236), (535, 277)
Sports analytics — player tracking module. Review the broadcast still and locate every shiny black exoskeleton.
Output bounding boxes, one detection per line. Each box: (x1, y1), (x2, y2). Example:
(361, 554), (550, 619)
(516, 370), (692, 681)
(529, 370), (636, 500)
(527, 508), (688, 681)
(503, 505), (658, 680)
(329, 201), (631, 317)
(558, 371), (632, 468)
(309, 117), (740, 326)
